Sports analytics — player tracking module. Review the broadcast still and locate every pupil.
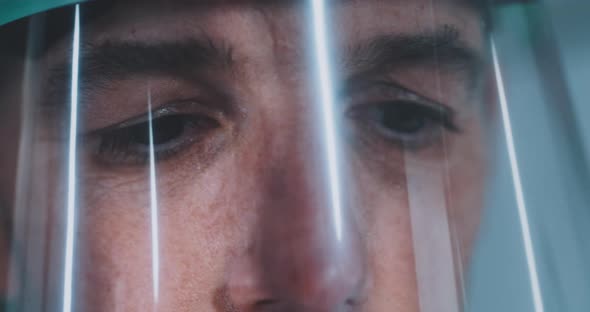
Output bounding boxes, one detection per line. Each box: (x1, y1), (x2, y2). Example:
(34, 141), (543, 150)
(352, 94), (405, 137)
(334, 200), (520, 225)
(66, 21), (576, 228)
(131, 115), (185, 145)
(382, 105), (426, 134)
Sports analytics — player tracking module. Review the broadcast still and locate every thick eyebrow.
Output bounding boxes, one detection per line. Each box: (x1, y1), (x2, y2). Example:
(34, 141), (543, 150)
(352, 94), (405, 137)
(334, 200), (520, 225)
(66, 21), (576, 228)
(345, 25), (483, 83)
(46, 37), (234, 104)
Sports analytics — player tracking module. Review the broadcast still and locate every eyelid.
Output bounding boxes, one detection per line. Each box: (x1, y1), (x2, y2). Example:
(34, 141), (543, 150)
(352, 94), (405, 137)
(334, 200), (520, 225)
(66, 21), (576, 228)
(89, 108), (224, 166)
(86, 100), (223, 136)
(345, 80), (439, 107)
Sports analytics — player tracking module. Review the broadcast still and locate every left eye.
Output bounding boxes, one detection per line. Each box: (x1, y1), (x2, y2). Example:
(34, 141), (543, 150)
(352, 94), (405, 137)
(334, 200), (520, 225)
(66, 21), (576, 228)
(371, 101), (432, 134)
(93, 113), (219, 165)
(349, 100), (457, 148)
(126, 114), (190, 146)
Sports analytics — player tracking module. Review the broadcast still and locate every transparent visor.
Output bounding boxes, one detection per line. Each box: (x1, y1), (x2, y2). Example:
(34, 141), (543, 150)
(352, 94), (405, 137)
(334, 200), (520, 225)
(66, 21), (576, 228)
(1, 1), (589, 311)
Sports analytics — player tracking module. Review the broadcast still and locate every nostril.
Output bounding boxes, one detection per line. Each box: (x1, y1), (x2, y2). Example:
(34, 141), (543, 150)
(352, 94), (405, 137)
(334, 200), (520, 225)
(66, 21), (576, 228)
(254, 298), (280, 307)
(226, 257), (368, 311)
(345, 285), (369, 309)
(253, 297), (358, 312)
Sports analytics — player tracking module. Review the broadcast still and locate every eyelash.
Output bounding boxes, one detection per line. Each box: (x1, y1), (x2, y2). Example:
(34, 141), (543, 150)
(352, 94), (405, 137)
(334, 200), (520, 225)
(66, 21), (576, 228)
(88, 84), (455, 166)
(90, 108), (220, 165)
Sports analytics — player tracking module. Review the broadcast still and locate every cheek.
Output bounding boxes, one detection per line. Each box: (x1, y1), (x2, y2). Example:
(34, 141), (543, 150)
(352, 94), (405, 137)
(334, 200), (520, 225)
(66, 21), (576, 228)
(69, 84), (292, 310)
(349, 117), (485, 311)
(75, 151), (257, 311)
(350, 154), (420, 311)
(446, 118), (486, 263)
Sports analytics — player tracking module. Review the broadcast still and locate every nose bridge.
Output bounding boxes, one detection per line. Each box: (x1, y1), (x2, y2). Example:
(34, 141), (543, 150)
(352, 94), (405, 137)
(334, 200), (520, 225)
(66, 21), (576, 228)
(258, 113), (347, 256)
(261, 162), (363, 305)
(222, 65), (367, 307)
(230, 123), (366, 310)
(259, 145), (334, 263)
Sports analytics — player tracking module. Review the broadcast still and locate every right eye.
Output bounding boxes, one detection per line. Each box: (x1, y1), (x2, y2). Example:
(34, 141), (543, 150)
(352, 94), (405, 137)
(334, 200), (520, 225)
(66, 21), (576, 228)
(93, 112), (220, 165)
(351, 100), (458, 149)
(345, 81), (460, 151)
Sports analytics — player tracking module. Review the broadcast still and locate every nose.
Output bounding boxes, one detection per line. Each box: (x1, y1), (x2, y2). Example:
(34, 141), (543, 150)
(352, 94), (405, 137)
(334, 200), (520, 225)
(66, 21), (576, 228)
(226, 154), (367, 311)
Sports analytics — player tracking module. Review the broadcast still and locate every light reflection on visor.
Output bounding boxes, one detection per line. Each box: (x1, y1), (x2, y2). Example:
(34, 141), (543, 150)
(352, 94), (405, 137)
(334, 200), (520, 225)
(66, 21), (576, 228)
(0, 1), (587, 312)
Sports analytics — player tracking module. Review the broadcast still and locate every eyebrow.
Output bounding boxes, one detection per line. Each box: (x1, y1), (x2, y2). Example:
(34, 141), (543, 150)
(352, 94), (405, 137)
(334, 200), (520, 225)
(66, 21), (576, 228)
(45, 25), (482, 106)
(46, 37), (234, 105)
(345, 25), (483, 84)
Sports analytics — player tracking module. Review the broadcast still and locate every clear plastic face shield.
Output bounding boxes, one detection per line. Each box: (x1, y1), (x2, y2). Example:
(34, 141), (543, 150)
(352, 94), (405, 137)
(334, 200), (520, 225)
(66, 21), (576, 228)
(0, 0), (588, 311)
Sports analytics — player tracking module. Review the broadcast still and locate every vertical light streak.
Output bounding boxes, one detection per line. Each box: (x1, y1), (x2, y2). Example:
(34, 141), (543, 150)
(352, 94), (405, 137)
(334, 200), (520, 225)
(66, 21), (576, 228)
(310, 0), (343, 241)
(62, 5), (80, 312)
(147, 89), (160, 304)
(491, 39), (545, 312)
(426, 2), (466, 307)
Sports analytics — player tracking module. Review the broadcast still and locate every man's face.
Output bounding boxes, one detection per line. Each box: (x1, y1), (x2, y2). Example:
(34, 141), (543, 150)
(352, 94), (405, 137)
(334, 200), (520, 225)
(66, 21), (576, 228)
(0, 0), (488, 311)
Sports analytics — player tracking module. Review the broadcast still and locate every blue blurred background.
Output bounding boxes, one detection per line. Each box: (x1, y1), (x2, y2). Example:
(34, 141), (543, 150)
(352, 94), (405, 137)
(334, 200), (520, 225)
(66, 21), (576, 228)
(468, 1), (590, 311)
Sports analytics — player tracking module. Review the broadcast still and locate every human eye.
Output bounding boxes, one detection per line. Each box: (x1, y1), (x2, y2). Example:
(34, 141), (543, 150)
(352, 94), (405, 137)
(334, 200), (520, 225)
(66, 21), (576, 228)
(87, 101), (222, 166)
(346, 82), (460, 150)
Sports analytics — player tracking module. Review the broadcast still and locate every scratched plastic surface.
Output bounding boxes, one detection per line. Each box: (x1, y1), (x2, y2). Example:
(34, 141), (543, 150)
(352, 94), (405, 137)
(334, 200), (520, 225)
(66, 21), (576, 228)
(0, 1), (588, 312)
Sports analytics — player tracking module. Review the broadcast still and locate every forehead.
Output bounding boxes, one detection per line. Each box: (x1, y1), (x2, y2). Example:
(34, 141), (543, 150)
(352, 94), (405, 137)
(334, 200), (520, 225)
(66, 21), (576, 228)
(38, 0), (486, 91)
(80, 0), (483, 41)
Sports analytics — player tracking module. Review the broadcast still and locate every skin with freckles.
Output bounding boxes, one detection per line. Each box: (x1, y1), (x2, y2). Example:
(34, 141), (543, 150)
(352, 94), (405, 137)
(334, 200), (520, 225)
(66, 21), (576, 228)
(0, 0), (489, 311)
